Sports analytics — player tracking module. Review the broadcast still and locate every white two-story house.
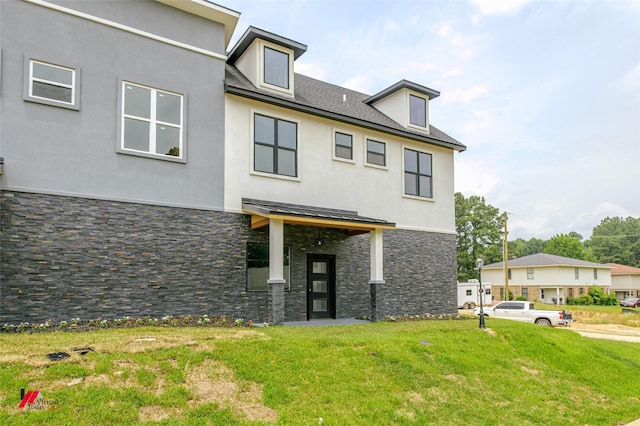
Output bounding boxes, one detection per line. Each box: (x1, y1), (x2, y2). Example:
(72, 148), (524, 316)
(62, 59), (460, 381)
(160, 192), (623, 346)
(223, 27), (465, 323)
(0, 2), (465, 325)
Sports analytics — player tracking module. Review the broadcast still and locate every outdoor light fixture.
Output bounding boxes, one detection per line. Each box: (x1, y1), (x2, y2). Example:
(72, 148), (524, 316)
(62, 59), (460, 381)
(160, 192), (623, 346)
(315, 229), (324, 247)
(476, 258), (486, 329)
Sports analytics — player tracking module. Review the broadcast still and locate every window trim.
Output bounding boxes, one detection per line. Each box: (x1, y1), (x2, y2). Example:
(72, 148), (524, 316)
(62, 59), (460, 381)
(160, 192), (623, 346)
(574, 267), (579, 280)
(258, 40), (295, 97)
(402, 146), (434, 200)
(246, 243), (291, 292)
(117, 80), (186, 163)
(23, 58), (80, 110)
(364, 138), (387, 169)
(332, 129), (355, 163)
(251, 110), (300, 180)
(527, 267), (534, 280)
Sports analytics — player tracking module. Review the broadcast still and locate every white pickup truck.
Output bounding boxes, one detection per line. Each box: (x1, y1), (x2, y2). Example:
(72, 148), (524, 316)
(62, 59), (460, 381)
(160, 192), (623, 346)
(473, 301), (573, 327)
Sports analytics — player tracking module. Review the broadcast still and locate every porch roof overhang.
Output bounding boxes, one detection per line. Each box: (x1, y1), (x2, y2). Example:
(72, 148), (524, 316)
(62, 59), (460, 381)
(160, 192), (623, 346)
(242, 198), (395, 234)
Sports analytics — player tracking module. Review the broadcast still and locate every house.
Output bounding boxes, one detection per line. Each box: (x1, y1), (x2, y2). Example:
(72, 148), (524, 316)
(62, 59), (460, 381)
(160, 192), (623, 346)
(0, 1), (465, 325)
(606, 263), (640, 300)
(481, 253), (612, 304)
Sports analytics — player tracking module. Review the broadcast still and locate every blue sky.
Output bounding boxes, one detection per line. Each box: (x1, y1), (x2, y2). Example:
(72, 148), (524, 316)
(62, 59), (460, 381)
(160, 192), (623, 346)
(222, 0), (640, 240)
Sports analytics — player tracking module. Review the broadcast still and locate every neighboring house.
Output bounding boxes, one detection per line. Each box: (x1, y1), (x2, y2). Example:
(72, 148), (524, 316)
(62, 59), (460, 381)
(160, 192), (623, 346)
(0, 1), (465, 325)
(482, 254), (612, 304)
(607, 263), (640, 299)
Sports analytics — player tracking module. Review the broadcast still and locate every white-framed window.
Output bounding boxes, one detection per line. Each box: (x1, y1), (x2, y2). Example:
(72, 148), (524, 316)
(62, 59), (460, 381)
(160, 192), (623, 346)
(404, 148), (433, 198)
(25, 59), (79, 109)
(522, 288), (529, 299)
(247, 243), (291, 291)
(120, 81), (184, 160)
(334, 131), (354, 161)
(365, 139), (386, 167)
(259, 41), (294, 96)
(466, 289), (472, 296)
(594, 268), (598, 280)
(253, 113), (298, 177)
(574, 267), (579, 279)
(409, 94), (427, 128)
(264, 46), (289, 89)
(527, 268), (534, 280)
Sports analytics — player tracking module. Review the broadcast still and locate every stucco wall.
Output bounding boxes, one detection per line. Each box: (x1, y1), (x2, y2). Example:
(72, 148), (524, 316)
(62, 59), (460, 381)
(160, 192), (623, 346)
(0, 0), (227, 210)
(224, 96), (456, 233)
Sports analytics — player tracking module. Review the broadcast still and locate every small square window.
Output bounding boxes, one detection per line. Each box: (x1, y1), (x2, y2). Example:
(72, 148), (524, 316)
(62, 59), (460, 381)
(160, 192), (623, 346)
(25, 59), (79, 109)
(466, 289), (472, 296)
(409, 94), (426, 127)
(366, 139), (386, 167)
(120, 81), (184, 160)
(264, 47), (289, 89)
(334, 132), (353, 160)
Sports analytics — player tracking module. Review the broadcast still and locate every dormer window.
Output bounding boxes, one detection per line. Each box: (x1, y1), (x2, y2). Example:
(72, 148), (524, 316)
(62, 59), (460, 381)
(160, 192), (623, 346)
(227, 26), (307, 98)
(264, 46), (289, 89)
(409, 94), (427, 128)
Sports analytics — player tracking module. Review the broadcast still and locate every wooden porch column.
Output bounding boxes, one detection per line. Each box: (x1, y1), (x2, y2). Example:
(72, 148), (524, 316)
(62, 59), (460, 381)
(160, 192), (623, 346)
(268, 218), (286, 325)
(369, 228), (386, 321)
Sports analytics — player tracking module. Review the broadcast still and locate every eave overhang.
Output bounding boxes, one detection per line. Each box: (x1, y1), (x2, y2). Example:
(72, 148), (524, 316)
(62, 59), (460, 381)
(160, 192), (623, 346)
(242, 198), (395, 235)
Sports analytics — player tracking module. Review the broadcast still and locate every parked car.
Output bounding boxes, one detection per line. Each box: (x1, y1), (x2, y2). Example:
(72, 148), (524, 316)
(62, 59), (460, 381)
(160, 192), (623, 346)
(620, 298), (640, 308)
(473, 301), (573, 327)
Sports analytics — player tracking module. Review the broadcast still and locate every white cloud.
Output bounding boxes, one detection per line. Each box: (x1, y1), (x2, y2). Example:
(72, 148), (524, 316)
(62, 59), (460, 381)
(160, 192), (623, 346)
(470, 0), (534, 15)
(454, 156), (500, 195)
(340, 75), (374, 94)
(442, 86), (489, 104)
(295, 61), (328, 81)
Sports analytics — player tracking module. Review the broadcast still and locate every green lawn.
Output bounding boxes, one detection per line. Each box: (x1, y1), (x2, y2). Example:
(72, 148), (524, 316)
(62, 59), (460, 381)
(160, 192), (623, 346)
(1, 319), (639, 425)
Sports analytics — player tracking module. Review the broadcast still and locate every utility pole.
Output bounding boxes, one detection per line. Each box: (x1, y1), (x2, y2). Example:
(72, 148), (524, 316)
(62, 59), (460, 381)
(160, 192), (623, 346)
(503, 212), (509, 301)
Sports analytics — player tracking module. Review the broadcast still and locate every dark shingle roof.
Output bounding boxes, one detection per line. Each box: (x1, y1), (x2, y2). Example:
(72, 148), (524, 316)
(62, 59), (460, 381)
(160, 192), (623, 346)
(484, 253), (612, 269)
(225, 64), (466, 152)
(242, 198), (395, 227)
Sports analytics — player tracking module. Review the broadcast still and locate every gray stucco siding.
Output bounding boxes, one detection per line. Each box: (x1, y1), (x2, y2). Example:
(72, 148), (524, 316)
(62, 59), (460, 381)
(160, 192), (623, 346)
(1, 0), (226, 210)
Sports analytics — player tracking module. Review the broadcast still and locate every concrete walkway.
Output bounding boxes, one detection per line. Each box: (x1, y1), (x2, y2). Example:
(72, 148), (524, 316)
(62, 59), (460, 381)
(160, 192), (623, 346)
(283, 318), (370, 327)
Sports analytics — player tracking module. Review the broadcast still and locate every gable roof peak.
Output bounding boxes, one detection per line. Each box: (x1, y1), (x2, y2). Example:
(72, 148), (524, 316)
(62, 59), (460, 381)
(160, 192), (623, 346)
(365, 79), (440, 105)
(227, 25), (307, 65)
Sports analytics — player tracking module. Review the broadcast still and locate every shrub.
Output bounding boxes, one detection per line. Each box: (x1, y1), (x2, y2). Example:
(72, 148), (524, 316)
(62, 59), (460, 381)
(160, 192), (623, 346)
(516, 296), (527, 301)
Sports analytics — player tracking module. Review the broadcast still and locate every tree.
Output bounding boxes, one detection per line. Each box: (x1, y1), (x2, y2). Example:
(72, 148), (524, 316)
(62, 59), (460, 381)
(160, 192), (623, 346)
(544, 234), (596, 261)
(455, 193), (504, 281)
(586, 217), (640, 267)
(508, 237), (546, 258)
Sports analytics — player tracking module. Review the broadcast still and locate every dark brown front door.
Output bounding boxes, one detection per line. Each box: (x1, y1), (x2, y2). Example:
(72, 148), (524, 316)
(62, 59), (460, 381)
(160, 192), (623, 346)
(307, 255), (336, 320)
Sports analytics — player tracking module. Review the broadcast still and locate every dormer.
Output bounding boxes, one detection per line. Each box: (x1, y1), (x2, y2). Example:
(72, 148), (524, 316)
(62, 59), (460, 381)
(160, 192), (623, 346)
(227, 26), (307, 98)
(365, 80), (440, 134)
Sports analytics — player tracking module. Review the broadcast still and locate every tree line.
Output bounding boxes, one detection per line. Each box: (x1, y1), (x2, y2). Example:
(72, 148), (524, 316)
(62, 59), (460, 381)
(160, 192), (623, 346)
(455, 192), (640, 281)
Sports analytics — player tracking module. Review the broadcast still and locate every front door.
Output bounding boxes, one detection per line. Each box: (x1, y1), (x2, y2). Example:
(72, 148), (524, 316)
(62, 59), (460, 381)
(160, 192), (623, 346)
(307, 255), (336, 320)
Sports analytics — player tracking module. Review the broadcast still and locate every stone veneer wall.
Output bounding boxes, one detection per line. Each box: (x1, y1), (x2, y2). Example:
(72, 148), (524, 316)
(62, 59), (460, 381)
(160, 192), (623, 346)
(0, 191), (457, 324)
(0, 191), (265, 324)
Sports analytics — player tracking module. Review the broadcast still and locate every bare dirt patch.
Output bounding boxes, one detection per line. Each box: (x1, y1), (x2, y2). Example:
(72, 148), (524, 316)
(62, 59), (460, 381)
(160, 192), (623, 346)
(566, 323), (640, 343)
(185, 359), (277, 423)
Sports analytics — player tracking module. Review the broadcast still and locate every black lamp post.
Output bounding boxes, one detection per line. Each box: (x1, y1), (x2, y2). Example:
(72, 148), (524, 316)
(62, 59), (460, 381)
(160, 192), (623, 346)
(476, 258), (486, 329)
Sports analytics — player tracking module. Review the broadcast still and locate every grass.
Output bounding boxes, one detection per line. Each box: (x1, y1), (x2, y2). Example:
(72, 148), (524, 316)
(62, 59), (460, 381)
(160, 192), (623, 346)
(1, 319), (639, 425)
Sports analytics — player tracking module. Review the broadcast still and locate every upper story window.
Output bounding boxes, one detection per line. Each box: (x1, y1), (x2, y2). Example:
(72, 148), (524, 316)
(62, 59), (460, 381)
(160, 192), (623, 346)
(25, 59), (79, 110)
(527, 268), (534, 280)
(404, 148), (432, 198)
(334, 131), (353, 161)
(366, 139), (386, 167)
(264, 46), (290, 89)
(409, 94), (427, 128)
(120, 81), (184, 160)
(574, 267), (579, 279)
(594, 268), (598, 280)
(254, 113), (297, 177)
